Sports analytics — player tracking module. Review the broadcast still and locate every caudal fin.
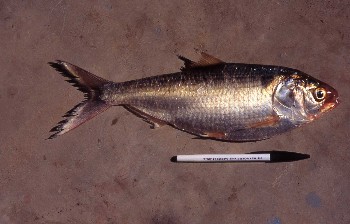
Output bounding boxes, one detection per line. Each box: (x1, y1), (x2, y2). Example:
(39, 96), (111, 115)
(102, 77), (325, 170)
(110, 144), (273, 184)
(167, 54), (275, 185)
(48, 61), (112, 139)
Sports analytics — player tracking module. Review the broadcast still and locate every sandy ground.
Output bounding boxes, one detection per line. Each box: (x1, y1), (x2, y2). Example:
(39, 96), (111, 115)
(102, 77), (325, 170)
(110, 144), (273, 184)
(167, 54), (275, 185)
(0, 1), (349, 223)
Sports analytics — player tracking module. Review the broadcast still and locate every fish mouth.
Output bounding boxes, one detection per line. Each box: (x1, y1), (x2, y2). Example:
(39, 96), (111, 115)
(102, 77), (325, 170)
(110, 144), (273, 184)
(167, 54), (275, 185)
(321, 102), (336, 112)
(320, 89), (339, 113)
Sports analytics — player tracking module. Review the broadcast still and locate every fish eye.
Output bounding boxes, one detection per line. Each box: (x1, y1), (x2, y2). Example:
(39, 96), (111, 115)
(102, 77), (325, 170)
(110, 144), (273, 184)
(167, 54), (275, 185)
(314, 88), (326, 101)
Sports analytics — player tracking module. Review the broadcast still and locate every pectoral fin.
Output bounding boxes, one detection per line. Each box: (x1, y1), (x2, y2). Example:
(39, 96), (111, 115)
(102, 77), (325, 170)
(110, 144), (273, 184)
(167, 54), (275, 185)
(248, 115), (281, 129)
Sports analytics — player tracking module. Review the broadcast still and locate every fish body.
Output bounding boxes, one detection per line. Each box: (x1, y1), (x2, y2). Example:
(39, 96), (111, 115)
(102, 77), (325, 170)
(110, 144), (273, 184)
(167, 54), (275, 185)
(49, 53), (339, 141)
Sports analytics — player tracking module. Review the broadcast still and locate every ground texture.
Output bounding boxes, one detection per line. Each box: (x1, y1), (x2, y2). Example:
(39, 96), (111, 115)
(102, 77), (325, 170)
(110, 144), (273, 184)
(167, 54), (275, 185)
(0, 1), (349, 223)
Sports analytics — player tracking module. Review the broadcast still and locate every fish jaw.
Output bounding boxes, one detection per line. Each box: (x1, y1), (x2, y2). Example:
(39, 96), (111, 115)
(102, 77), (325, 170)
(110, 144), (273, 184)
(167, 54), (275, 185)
(320, 85), (339, 113)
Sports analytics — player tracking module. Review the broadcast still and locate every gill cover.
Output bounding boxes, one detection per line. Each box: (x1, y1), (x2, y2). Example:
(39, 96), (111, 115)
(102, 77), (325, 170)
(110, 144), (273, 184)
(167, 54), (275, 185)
(273, 75), (310, 125)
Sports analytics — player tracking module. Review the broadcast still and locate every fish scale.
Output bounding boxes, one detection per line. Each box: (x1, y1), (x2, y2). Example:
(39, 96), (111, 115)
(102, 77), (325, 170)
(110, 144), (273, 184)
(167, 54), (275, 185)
(105, 64), (279, 138)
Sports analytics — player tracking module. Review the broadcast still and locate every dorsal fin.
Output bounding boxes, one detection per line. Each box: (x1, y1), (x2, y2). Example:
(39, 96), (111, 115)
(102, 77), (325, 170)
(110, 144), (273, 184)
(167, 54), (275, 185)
(178, 52), (225, 71)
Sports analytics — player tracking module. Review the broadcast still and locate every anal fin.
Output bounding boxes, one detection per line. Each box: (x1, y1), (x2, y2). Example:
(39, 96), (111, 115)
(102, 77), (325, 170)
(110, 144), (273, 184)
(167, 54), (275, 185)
(124, 105), (167, 129)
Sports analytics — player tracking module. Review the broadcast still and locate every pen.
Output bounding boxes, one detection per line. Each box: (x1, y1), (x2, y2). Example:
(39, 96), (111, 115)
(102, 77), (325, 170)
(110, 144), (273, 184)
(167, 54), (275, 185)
(171, 151), (310, 163)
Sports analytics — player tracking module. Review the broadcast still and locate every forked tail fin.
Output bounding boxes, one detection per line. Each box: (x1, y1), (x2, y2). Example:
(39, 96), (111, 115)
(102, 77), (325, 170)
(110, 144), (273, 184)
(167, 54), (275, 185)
(48, 61), (112, 139)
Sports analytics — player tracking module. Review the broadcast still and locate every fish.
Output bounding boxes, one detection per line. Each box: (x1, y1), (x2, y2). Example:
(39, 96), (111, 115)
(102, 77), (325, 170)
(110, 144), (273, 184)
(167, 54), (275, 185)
(48, 52), (339, 141)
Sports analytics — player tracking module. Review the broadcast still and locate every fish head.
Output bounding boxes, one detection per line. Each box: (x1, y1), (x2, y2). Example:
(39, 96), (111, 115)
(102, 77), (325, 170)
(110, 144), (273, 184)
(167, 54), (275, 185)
(302, 77), (339, 118)
(273, 72), (339, 124)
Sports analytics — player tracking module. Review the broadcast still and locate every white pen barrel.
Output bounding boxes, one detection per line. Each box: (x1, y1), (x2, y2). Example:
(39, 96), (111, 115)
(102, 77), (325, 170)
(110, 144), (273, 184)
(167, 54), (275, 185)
(176, 154), (271, 162)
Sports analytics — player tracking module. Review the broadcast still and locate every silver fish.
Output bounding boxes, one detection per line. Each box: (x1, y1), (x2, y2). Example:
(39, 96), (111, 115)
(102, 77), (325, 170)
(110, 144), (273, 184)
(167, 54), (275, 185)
(49, 52), (339, 141)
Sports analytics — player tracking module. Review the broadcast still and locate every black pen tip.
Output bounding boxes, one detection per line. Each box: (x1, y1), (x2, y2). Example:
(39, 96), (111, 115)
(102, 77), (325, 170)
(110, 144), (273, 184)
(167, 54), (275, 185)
(170, 156), (177, 162)
(270, 151), (310, 163)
